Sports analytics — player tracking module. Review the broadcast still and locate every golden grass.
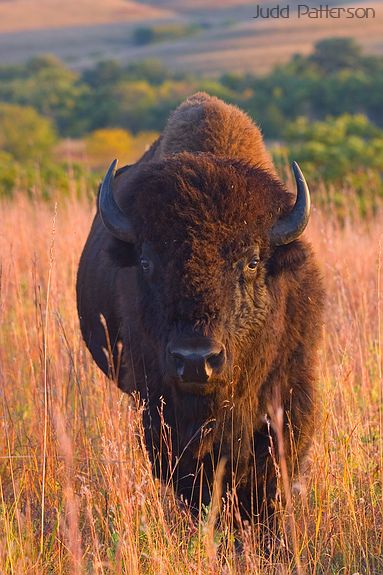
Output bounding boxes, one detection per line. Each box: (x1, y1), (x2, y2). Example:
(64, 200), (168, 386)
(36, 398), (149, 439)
(0, 191), (383, 573)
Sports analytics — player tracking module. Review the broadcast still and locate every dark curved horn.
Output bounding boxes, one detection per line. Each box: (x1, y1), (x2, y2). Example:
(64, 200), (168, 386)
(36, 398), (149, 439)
(99, 159), (135, 243)
(270, 161), (311, 246)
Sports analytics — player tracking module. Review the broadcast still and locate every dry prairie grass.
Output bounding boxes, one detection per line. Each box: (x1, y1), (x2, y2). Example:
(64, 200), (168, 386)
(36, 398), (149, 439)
(0, 190), (383, 573)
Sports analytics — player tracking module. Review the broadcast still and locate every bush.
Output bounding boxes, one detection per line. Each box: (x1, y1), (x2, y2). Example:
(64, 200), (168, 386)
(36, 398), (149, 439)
(85, 128), (158, 168)
(85, 128), (135, 168)
(0, 151), (18, 196)
(132, 24), (204, 46)
(0, 55), (88, 136)
(0, 103), (57, 161)
(272, 114), (383, 211)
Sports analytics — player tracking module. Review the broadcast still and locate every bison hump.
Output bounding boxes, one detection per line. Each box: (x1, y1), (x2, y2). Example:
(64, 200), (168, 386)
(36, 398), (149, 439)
(155, 92), (275, 175)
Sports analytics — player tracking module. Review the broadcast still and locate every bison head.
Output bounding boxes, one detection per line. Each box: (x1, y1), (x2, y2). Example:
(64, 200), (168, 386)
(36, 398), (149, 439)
(99, 153), (309, 399)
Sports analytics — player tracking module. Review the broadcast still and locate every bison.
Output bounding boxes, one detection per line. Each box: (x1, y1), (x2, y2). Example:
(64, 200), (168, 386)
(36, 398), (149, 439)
(77, 92), (324, 531)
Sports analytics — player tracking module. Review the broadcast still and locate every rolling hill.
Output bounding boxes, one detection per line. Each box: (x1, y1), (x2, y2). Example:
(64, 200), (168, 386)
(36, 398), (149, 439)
(0, 0), (382, 74)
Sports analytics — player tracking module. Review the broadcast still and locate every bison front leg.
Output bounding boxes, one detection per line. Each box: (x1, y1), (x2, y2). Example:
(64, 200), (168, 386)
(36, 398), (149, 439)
(248, 397), (314, 553)
(223, 427), (279, 554)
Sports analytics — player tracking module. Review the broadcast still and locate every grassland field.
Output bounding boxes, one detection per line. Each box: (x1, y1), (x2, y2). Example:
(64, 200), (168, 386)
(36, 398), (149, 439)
(0, 185), (382, 573)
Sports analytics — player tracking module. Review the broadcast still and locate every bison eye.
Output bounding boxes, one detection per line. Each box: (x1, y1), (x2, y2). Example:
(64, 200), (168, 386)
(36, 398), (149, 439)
(140, 257), (153, 274)
(246, 257), (259, 271)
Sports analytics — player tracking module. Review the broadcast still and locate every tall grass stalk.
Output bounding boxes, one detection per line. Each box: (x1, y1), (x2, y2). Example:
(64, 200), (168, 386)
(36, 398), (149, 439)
(0, 193), (382, 573)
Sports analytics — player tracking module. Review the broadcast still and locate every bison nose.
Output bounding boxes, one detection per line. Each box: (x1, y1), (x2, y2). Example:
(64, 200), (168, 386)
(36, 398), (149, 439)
(167, 338), (226, 383)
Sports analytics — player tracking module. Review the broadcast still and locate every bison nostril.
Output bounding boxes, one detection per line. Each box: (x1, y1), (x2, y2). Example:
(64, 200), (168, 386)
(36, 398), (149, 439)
(167, 339), (226, 383)
(206, 349), (225, 371)
(172, 354), (185, 378)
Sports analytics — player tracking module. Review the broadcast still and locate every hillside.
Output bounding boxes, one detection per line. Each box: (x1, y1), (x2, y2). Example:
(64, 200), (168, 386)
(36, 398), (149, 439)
(0, 0), (382, 74)
(0, 0), (174, 33)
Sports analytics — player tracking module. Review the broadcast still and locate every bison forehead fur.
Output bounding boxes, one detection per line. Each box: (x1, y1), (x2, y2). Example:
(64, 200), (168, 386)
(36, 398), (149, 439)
(76, 92), (325, 528)
(126, 153), (290, 244)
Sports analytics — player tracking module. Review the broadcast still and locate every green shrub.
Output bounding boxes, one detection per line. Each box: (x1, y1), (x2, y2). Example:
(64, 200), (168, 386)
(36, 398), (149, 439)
(0, 103), (57, 162)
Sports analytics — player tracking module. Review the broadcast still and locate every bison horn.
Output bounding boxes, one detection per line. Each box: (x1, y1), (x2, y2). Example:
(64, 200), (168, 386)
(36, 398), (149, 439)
(99, 159), (135, 243)
(270, 161), (311, 246)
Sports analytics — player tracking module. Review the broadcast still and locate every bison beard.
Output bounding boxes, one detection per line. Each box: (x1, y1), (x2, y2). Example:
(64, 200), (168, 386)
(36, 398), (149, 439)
(76, 92), (324, 536)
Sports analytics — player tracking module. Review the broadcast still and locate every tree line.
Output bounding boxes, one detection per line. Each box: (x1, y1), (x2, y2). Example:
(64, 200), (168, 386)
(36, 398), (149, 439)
(0, 37), (382, 205)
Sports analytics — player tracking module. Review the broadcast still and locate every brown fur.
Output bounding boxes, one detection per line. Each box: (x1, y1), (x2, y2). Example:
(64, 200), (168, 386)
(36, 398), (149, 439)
(154, 93), (275, 171)
(77, 93), (325, 531)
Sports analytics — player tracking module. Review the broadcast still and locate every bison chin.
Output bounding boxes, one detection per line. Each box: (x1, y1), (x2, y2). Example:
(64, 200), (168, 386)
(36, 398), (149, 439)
(168, 377), (228, 397)
(165, 373), (234, 459)
(159, 332), (236, 456)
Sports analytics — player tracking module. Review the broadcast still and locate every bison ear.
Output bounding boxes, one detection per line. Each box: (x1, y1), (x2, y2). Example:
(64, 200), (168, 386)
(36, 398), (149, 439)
(269, 162), (310, 246)
(267, 241), (308, 276)
(99, 159), (136, 244)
